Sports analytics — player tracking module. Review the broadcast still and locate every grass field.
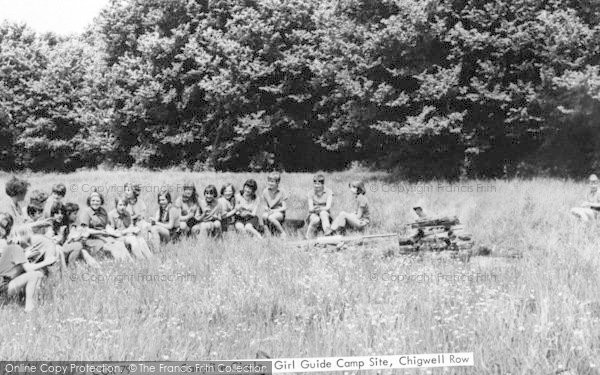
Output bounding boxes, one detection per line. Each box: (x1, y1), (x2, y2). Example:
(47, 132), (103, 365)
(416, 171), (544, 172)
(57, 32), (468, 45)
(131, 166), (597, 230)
(0, 170), (599, 374)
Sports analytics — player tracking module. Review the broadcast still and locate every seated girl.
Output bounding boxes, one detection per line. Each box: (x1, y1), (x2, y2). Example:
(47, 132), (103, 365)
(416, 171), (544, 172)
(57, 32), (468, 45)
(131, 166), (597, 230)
(571, 174), (600, 222)
(149, 190), (181, 250)
(124, 182), (151, 236)
(193, 185), (223, 237)
(58, 203), (100, 268)
(25, 191), (61, 273)
(218, 183), (237, 232)
(76, 190), (132, 262)
(330, 180), (370, 234)
(0, 225), (56, 312)
(306, 174), (334, 238)
(107, 196), (153, 259)
(261, 172), (288, 237)
(234, 179), (262, 238)
(174, 181), (200, 236)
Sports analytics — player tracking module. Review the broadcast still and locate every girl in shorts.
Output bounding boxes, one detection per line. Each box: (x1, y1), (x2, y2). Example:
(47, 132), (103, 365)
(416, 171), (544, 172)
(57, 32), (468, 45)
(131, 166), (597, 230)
(261, 172), (288, 237)
(331, 181), (370, 234)
(108, 195), (153, 259)
(234, 179), (262, 238)
(149, 190), (181, 250)
(219, 183), (237, 232)
(193, 185), (223, 237)
(306, 174), (334, 238)
(175, 181), (200, 236)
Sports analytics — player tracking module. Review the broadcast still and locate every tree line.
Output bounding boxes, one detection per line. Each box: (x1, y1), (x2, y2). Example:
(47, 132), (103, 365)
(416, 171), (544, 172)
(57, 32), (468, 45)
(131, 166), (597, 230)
(1, 0), (600, 179)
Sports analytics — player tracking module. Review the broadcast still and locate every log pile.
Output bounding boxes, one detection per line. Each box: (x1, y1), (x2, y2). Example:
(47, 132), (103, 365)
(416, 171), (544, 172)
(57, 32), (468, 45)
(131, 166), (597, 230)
(397, 215), (481, 255)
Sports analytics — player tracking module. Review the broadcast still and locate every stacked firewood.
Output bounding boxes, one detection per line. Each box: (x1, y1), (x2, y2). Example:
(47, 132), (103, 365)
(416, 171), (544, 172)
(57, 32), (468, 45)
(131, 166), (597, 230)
(397, 216), (476, 254)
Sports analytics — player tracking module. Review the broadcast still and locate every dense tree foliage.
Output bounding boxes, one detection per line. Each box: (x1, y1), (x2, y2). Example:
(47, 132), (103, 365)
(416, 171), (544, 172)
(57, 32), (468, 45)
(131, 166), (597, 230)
(1, 0), (600, 178)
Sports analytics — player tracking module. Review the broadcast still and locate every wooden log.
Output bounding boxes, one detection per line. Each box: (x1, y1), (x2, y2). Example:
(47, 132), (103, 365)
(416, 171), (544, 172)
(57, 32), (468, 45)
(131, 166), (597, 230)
(290, 233), (398, 247)
(407, 216), (460, 229)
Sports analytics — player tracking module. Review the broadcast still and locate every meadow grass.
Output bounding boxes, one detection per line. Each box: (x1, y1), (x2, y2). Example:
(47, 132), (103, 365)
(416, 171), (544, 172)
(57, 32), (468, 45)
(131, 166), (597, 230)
(0, 171), (599, 374)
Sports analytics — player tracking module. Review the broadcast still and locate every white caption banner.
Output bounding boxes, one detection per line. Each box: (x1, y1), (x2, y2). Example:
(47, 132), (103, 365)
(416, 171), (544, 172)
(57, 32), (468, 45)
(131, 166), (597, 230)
(271, 352), (474, 373)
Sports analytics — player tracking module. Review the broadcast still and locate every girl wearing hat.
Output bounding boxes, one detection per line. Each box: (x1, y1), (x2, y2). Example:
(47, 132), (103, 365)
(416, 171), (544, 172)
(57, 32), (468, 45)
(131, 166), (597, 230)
(330, 180), (370, 234)
(76, 190), (132, 261)
(571, 174), (600, 222)
(174, 180), (200, 236)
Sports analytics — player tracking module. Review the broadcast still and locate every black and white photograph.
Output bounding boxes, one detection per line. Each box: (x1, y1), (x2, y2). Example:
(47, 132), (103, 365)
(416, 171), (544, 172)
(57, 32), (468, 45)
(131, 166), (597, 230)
(0, 0), (599, 373)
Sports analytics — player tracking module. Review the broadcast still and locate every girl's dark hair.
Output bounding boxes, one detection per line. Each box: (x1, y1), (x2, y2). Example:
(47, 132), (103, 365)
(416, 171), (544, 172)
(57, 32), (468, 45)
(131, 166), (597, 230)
(5, 177), (29, 198)
(242, 179), (258, 200)
(63, 203), (80, 233)
(204, 185), (218, 197)
(52, 183), (67, 197)
(86, 190), (105, 206)
(50, 201), (66, 234)
(220, 183), (236, 199)
(50, 201), (65, 216)
(349, 180), (366, 195)
(27, 205), (44, 217)
(124, 182), (141, 198)
(182, 181), (199, 204)
(114, 195), (128, 207)
(157, 190), (172, 204)
(64, 202), (79, 216)
(0, 212), (14, 238)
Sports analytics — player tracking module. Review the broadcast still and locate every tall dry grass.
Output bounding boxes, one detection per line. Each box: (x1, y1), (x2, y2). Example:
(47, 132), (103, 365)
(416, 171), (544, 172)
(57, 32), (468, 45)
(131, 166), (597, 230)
(0, 171), (598, 374)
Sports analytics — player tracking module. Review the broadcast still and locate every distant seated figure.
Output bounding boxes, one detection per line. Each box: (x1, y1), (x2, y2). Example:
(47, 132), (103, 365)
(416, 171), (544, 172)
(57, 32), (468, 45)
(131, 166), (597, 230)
(571, 174), (600, 222)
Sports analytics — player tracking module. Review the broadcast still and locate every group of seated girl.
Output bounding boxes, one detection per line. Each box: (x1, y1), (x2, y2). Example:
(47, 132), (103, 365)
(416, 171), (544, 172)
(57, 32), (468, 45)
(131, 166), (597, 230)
(0, 172), (371, 311)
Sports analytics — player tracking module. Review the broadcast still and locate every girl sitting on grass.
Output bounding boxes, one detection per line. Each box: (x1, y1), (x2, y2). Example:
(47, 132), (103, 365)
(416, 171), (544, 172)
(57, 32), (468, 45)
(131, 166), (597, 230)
(234, 179), (262, 238)
(26, 191), (61, 273)
(306, 174), (334, 238)
(219, 183), (237, 232)
(261, 172), (288, 237)
(149, 190), (181, 250)
(108, 195), (153, 259)
(193, 185), (223, 237)
(43, 183), (66, 219)
(124, 182), (150, 234)
(0, 225), (56, 312)
(59, 203), (100, 268)
(571, 174), (600, 222)
(175, 181), (200, 236)
(330, 180), (370, 234)
(77, 190), (132, 262)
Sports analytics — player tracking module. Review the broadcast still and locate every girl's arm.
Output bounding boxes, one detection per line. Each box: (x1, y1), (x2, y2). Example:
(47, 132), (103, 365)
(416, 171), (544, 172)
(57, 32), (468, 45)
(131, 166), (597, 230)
(223, 203), (237, 218)
(272, 191), (287, 213)
(180, 204), (195, 221)
(44, 226), (54, 238)
(323, 190), (333, 211)
(262, 190), (276, 211)
(307, 193), (315, 213)
(157, 207), (178, 230)
(250, 199), (259, 217)
(105, 223), (121, 237)
(23, 251), (57, 271)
